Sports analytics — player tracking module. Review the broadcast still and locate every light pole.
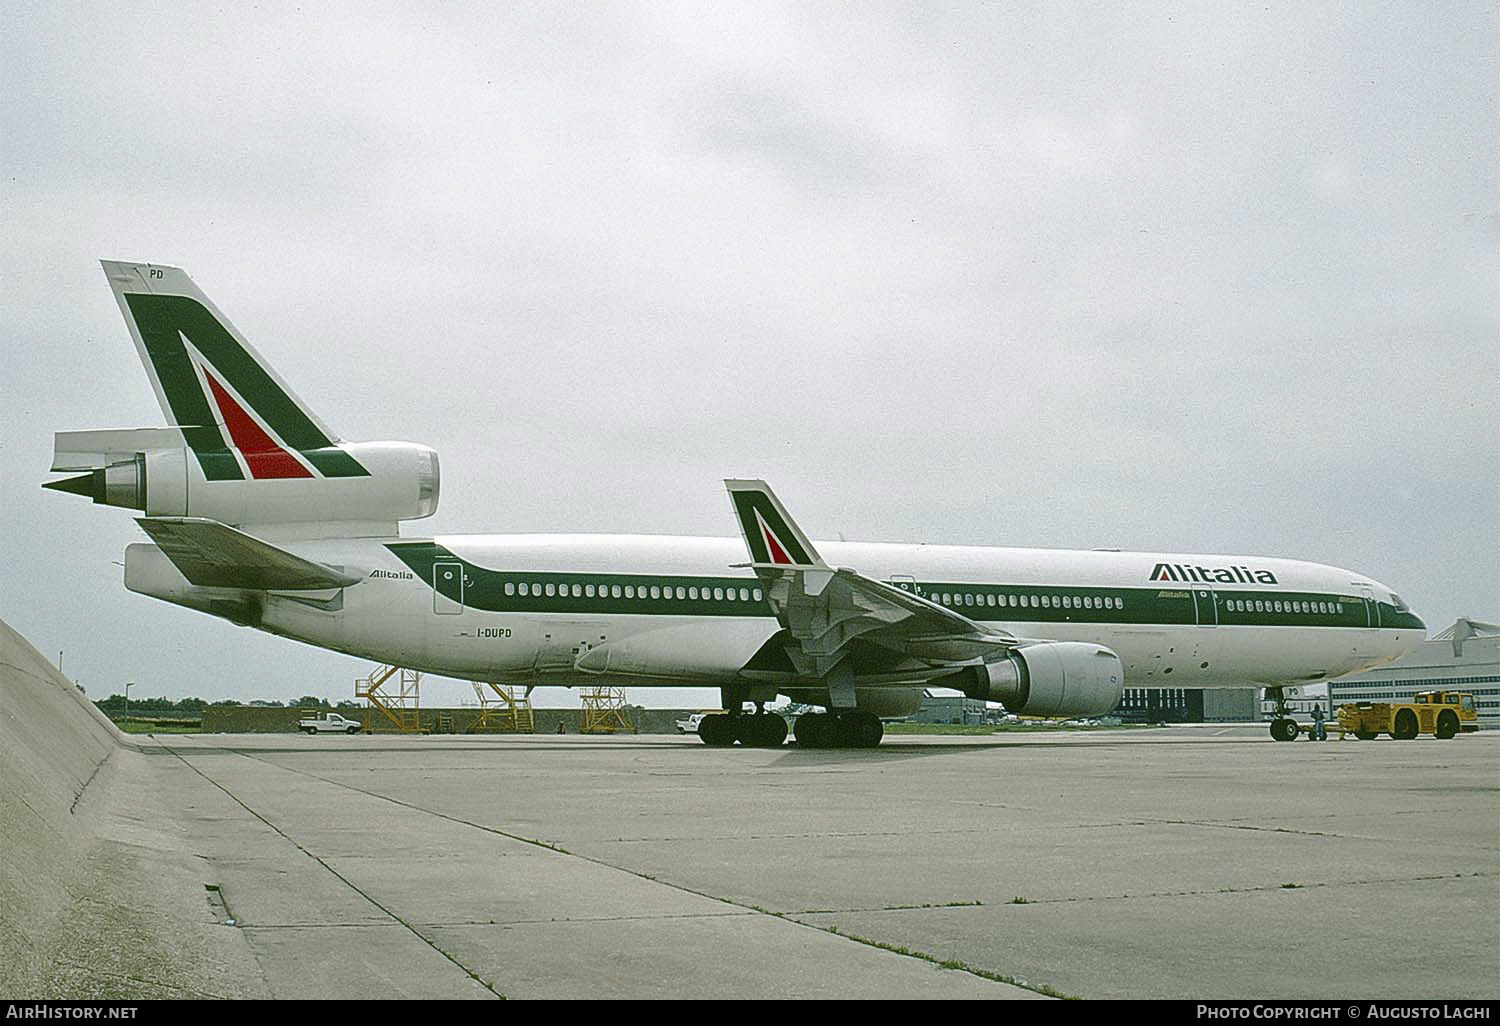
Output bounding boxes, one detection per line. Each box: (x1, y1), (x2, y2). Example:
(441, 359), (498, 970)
(125, 681), (134, 728)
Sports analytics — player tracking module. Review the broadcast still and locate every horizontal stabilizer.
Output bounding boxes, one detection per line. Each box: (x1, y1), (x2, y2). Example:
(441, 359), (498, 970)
(135, 517), (362, 590)
(52, 427), (185, 472)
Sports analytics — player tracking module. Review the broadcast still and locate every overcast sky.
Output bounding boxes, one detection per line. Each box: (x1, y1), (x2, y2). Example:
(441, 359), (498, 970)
(3, 3), (1496, 708)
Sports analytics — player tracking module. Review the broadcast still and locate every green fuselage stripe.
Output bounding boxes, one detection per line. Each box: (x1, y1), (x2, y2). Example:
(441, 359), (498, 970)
(385, 543), (1424, 631)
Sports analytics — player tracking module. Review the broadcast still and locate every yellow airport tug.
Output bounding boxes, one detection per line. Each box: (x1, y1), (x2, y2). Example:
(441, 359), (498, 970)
(1337, 690), (1479, 740)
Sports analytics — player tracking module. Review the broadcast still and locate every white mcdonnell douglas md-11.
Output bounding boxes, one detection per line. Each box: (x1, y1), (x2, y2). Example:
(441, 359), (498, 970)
(47, 261), (1427, 748)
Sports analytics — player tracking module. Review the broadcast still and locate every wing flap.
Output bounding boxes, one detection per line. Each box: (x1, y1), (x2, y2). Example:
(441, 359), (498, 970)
(136, 517), (362, 590)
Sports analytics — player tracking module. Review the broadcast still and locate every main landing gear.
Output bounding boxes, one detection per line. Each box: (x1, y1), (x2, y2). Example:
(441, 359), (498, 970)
(697, 710), (789, 748)
(1265, 686), (1300, 742)
(695, 708), (884, 749)
(793, 710), (884, 749)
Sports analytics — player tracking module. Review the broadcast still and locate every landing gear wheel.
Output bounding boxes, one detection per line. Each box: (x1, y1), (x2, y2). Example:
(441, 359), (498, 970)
(793, 712), (829, 748)
(1270, 718), (1299, 742)
(736, 713), (788, 748)
(1436, 711), (1459, 740)
(841, 711), (884, 749)
(698, 714), (736, 747)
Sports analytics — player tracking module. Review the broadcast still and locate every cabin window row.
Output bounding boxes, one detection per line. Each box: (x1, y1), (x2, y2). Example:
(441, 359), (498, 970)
(1225, 598), (1338, 615)
(500, 581), (764, 604)
(933, 592), (1125, 612)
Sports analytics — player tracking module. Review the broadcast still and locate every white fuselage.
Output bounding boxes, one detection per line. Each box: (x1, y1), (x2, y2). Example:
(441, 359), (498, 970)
(125, 533), (1425, 694)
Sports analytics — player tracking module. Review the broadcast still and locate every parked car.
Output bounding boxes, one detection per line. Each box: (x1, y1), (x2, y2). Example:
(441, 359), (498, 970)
(675, 713), (708, 735)
(298, 713), (362, 734)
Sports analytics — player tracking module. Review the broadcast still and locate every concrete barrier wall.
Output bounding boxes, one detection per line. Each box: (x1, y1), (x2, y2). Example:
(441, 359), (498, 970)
(0, 618), (265, 998)
(0, 619), (127, 994)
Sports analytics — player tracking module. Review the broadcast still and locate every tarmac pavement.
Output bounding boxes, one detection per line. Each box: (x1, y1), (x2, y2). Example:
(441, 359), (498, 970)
(139, 726), (1498, 1000)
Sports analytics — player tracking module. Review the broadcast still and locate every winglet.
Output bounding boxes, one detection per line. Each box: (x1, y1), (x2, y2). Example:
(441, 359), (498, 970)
(725, 480), (826, 569)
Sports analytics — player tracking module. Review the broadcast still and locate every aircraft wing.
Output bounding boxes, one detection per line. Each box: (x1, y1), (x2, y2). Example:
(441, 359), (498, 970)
(780, 565), (1018, 662)
(136, 517), (363, 590)
(725, 480), (1017, 673)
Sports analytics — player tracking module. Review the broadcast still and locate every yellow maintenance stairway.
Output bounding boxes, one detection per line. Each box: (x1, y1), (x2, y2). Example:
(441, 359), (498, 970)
(466, 682), (535, 733)
(356, 663), (422, 733)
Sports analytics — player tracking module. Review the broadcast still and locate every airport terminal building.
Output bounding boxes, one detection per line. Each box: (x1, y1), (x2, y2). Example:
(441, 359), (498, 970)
(1328, 618), (1500, 730)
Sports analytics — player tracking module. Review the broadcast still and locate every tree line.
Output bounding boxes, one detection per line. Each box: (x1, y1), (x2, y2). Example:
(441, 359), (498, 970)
(93, 695), (362, 714)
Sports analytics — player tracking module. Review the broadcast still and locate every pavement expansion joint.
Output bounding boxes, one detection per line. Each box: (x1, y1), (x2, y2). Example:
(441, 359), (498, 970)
(796, 870), (1499, 913)
(792, 900), (987, 915)
(160, 742), (504, 1000)
(602, 826), (983, 844)
(179, 742), (1062, 996)
(789, 921), (1071, 999)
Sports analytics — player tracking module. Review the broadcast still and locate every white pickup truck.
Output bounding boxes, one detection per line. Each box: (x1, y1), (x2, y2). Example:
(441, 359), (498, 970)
(675, 713), (708, 735)
(298, 713), (363, 734)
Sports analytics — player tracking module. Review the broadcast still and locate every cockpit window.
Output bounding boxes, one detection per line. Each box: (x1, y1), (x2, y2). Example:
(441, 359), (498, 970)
(1390, 593), (1409, 611)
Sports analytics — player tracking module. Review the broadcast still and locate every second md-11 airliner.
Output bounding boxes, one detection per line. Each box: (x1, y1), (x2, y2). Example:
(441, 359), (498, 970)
(46, 261), (1426, 747)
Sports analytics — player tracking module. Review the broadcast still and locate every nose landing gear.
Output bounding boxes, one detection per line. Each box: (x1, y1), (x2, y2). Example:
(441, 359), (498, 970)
(1266, 686), (1301, 742)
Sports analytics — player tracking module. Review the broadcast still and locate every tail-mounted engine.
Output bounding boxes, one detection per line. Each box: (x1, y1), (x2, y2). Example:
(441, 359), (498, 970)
(46, 428), (439, 531)
(948, 641), (1124, 718)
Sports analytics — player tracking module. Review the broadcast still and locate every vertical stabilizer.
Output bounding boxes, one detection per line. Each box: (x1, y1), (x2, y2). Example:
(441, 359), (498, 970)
(99, 261), (365, 481)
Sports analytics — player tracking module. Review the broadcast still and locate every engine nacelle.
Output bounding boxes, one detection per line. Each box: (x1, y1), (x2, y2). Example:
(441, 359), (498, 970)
(950, 641), (1124, 718)
(49, 430), (439, 530)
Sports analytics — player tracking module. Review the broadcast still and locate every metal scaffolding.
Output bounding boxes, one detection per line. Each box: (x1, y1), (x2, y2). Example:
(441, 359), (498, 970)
(355, 664), (422, 733)
(466, 682), (535, 733)
(580, 687), (634, 734)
